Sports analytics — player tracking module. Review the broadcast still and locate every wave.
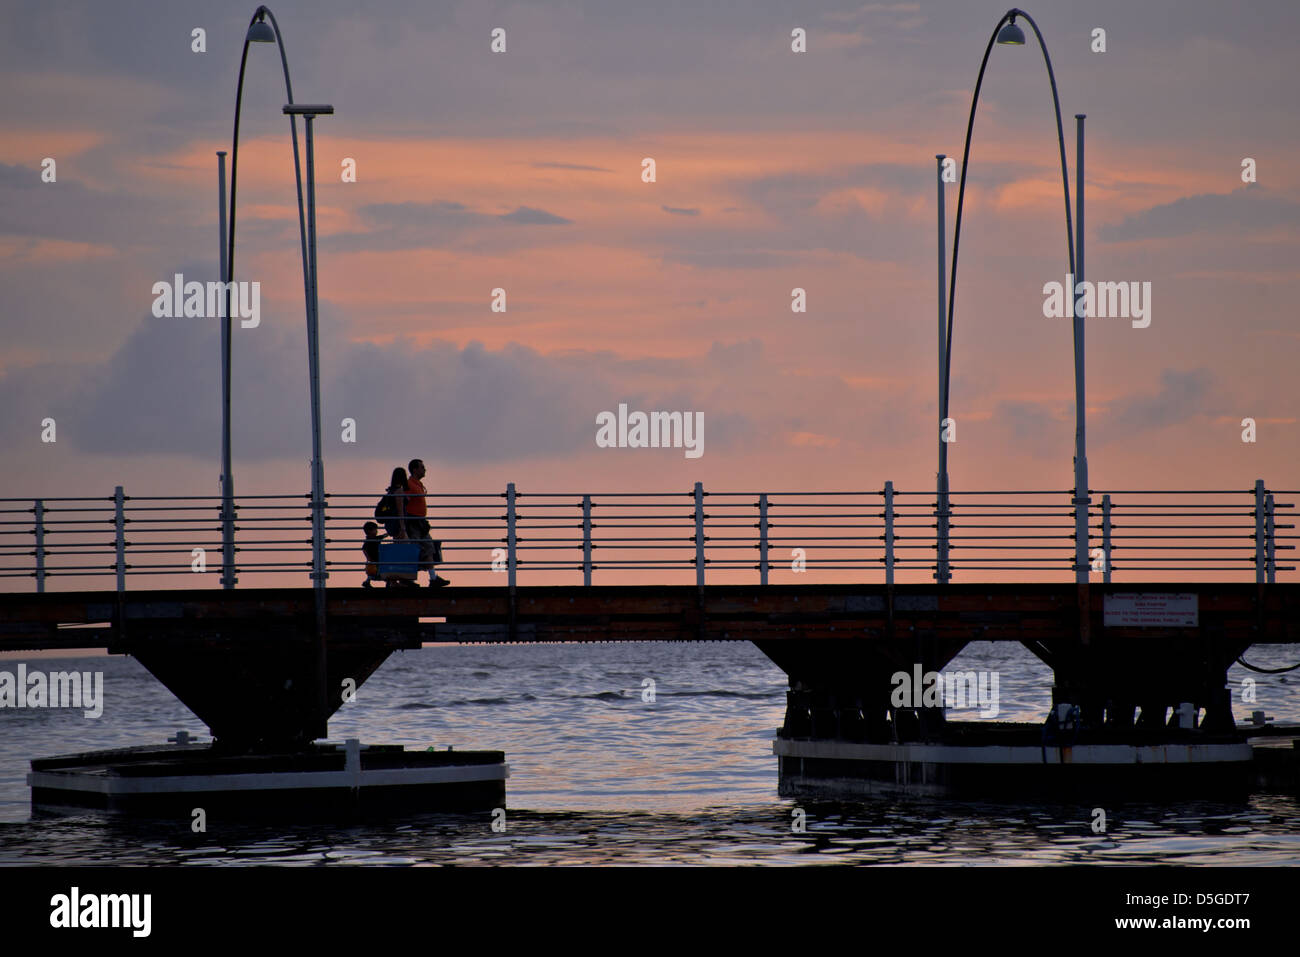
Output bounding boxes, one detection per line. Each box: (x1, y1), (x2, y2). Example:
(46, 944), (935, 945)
(567, 689), (781, 701)
(402, 694), (539, 708)
(448, 697), (512, 706)
(662, 690), (783, 701)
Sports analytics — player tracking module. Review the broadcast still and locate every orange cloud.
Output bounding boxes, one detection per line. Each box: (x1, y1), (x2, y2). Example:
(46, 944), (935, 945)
(0, 237), (116, 263)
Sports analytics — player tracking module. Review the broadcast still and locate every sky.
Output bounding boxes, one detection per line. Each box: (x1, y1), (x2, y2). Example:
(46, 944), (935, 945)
(0, 0), (1297, 586)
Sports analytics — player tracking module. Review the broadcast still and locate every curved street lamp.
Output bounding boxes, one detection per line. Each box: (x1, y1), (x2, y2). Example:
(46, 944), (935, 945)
(219, 7), (332, 736)
(938, 8), (1089, 585)
(218, 5), (311, 591)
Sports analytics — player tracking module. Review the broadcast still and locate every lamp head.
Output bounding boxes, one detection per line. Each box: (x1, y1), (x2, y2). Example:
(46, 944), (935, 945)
(247, 12), (276, 44)
(283, 104), (334, 116)
(997, 16), (1026, 45)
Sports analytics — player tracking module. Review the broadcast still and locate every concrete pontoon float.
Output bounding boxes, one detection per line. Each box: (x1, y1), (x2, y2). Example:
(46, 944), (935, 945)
(29, 736), (507, 818)
(774, 718), (1300, 800)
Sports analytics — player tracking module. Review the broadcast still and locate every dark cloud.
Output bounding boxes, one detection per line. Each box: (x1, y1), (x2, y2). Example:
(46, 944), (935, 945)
(499, 206), (571, 225)
(531, 161), (613, 173)
(1101, 368), (1217, 438)
(0, 162), (178, 246)
(0, 314), (760, 465)
(332, 199), (569, 250)
(661, 205), (699, 216)
(988, 400), (1067, 459)
(1099, 187), (1299, 242)
(960, 368), (1223, 459)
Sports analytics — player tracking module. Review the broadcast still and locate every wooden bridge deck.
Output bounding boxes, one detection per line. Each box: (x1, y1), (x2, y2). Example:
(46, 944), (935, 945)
(2, 582), (1297, 653)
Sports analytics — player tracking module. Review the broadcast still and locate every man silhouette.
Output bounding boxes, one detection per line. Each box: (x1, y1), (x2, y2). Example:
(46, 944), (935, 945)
(406, 458), (449, 587)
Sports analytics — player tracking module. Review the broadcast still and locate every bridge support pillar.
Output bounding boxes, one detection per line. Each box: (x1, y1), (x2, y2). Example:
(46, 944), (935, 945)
(755, 636), (969, 744)
(110, 618), (420, 751)
(1033, 634), (1250, 734)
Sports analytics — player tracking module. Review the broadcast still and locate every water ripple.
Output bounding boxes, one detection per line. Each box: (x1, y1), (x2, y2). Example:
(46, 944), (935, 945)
(1, 642), (1298, 864)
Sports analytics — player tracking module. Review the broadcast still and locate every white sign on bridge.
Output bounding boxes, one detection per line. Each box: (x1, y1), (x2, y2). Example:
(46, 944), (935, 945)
(1103, 592), (1198, 627)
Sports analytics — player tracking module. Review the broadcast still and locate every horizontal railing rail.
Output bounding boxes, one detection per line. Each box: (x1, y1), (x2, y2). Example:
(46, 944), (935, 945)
(0, 481), (1293, 592)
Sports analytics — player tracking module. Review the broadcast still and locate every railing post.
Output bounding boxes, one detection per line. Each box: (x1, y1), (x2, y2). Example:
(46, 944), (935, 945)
(1266, 492), (1276, 585)
(310, 471), (327, 591)
(582, 494), (592, 587)
(694, 482), (705, 589)
(759, 493), (769, 586)
(506, 483), (517, 593)
(1073, 484), (1091, 583)
(220, 485), (237, 589)
(936, 473), (950, 584)
(1101, 493), (1112, 584)
(884, 482), (895, 586)
(34, 499), (45, 594)
(114, 485), (126, 593)
(1254, 479), (1266, 585)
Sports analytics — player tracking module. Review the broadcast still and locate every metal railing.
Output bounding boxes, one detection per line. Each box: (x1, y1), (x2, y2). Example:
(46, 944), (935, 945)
(0, 482), (1294, 592)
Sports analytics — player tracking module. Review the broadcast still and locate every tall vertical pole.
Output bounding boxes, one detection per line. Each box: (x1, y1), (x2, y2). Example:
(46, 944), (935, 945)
(303, 115), (326, 603)
(759, 493), (769, 587)
(1073, 115), (1089, 584)
(936, 154), (950, 585)
(296, 108), (330, 737)
(218, 150), (236, 590)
